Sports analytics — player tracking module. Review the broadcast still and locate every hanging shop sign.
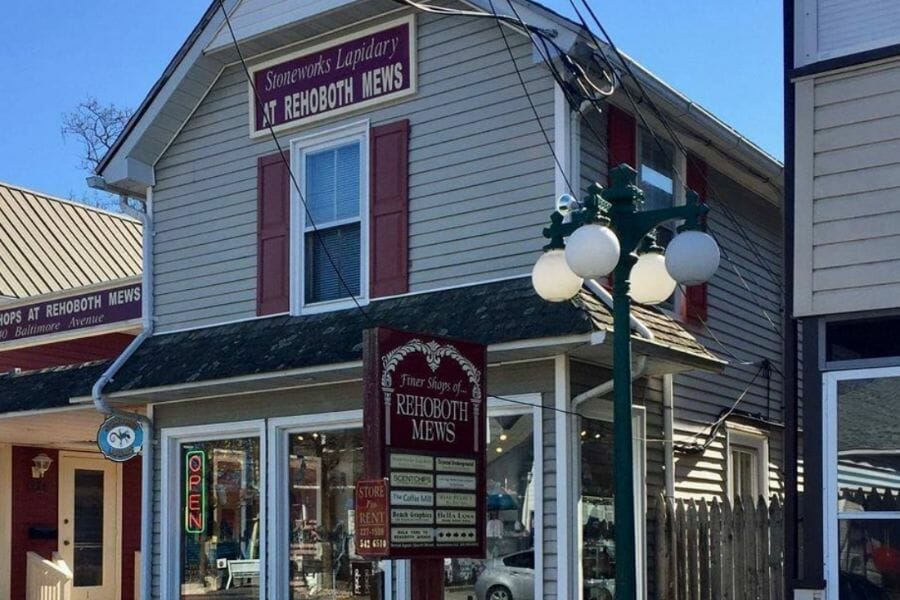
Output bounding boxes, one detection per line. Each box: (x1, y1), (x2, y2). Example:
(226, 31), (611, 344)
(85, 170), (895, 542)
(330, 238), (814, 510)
(184, 450), (207, 534)
(0, 281), (141, 345)
(249, 15), (416, 137)
(361, 327), (487, 559)
(97, 415), (144, 462)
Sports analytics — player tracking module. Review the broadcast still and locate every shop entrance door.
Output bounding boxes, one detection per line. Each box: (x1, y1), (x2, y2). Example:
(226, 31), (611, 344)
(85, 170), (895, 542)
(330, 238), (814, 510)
(58, 454), (118, 600)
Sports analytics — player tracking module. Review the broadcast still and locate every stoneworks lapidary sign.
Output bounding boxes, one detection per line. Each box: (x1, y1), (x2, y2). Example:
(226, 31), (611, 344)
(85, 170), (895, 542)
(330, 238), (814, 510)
(0, 282), (141, 344)
(360, 327), (487, 560)
(249, 16), (416, 136)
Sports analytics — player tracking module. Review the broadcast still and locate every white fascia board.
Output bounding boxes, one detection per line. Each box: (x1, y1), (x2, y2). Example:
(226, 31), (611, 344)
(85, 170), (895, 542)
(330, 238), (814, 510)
(98, 0), (236, 193)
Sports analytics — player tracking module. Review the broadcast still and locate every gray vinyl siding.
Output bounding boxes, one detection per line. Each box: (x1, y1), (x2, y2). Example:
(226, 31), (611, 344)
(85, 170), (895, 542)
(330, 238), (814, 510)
(672, 168), (784, 500)
(151, 12), (554, 333)
(805, 57), (900, 315)
(816, 0), (900, 59)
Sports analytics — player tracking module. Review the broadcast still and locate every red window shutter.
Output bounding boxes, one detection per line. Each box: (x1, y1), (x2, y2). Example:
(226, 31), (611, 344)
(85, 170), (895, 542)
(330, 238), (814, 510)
(257, 152), (291, 315)
(684, 156), (709, 322)
(607, 105), (637, 171)
(370, 120), (410, 298)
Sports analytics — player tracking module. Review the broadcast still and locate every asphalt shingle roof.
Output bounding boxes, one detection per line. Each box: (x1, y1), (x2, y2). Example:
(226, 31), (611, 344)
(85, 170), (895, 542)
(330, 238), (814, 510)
(104, 277), (721, 394)
(0, 361), (109, 414)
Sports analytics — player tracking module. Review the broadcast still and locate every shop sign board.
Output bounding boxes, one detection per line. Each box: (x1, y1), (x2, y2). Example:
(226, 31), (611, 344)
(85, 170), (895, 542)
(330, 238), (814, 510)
(362, 327), (487, 560)
(184, 450), (207, 534)
(0, 282), (141, 344)
(355, 479), (389, 557)
(249, 16), (416, 137)
(97, 415), (144, 462)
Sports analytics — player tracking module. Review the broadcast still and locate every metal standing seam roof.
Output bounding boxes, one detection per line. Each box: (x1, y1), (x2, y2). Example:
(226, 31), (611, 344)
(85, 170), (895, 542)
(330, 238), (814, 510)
(0, 182), (142, 299)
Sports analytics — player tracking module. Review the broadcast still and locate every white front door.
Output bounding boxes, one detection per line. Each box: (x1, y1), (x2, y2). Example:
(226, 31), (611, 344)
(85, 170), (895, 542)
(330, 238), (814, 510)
(58, 454), (119, 600)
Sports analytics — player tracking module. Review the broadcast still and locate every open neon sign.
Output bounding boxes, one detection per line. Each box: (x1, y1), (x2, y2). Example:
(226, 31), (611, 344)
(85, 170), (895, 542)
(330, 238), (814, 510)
(184, 449), (206, 534)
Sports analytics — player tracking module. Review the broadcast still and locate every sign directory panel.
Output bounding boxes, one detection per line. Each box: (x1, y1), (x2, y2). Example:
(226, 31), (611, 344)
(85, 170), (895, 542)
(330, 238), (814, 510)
(249, 16), (416, 137)
(362, 327), (487, 559)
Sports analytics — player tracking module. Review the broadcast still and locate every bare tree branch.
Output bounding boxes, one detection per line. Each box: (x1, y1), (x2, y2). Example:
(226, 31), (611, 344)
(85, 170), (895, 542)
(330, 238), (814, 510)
(61, 98), (133, 173)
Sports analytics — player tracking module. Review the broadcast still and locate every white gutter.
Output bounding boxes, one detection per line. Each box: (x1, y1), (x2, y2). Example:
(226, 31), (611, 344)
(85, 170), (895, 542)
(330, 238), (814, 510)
(572, 280), (652, 409)
(88, 182), (155, 600)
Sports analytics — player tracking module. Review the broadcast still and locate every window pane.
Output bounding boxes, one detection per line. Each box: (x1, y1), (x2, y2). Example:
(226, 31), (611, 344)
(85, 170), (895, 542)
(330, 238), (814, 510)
(837, 518), (900, 596)
(73, 470), (104, 587)
(335, 143), (360, 221)
(181, 437), (260, 599)
(827, 317), (900, 362)
(450, 413), (535, 599)
(287, 428), (367, 599)
(581, 420), (617, 599)
(304, 223), (361, 303)
(732, 449), (757, 502)
(305, 142), (360, 226)
(838, 377), (900, 511)
(639, 129), (675, 212)
(306, 150), (337, 224)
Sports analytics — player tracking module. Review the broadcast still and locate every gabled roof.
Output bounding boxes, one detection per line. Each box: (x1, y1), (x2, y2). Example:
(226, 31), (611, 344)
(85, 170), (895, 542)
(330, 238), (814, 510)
(94, 277), (723, 400)
(0, 182), (142, 299)
(97, 0), (783, 201)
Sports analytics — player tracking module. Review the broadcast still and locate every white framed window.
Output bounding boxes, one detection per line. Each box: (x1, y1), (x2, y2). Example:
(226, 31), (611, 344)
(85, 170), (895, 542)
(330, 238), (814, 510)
(577, 401), (648, 599)
(290, 120), (369, 315)
(636, 127), (687, 313)
(160, 420), (267, 600)
(726, 424), (769, 503)
(637, 127), (685, 215)
(267, 397), (545, 600)
(824, 366), (900, 600)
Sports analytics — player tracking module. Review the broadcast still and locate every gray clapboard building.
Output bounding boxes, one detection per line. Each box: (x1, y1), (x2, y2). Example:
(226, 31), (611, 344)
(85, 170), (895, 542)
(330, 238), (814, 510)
(786, 0), (900, 598)
(87, 1), (784, 598)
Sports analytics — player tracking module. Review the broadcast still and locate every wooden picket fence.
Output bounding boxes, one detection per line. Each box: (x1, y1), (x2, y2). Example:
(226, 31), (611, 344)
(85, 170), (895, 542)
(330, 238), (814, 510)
(654, 494), (784, 600)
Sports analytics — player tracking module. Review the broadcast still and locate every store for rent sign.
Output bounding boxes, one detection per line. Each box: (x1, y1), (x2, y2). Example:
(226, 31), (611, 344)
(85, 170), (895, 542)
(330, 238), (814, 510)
(0, 282), (141, 344)
(360, 327), (487, 560)
(249, 16), (416, 136)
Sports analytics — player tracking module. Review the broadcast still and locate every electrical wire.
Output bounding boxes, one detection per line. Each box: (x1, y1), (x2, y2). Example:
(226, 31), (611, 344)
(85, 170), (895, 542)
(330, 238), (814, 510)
(486, 0), (576, 197)
(673, 363), (766, 454)
(570, 0), (784, 294)
(215, 0), (376, 327)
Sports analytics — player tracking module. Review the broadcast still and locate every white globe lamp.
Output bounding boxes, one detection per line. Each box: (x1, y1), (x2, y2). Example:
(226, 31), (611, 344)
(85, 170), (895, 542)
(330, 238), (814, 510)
(564, 223), (620, 280)
(664, 230), (720, 285)
(532, 249), (584, 302)
(630, 251), (677, 305)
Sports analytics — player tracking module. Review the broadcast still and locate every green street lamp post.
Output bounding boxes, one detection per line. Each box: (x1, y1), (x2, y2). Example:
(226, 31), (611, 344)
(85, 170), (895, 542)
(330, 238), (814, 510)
(531, 164), (720, 600)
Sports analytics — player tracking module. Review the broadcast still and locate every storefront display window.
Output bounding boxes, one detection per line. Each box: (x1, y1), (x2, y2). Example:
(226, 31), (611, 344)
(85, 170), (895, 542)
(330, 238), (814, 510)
(180, 437), (261, 598)
(830, 373), (900, 597)
(446, 412), (535, 600)
(581, 420), (616, 600)
(287, 428), (364, 599)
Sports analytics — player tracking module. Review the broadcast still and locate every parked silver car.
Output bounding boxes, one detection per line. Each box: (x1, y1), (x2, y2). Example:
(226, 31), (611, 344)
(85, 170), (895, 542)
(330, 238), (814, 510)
(473, 549), (616, 600)
(473, 550), (534, 600)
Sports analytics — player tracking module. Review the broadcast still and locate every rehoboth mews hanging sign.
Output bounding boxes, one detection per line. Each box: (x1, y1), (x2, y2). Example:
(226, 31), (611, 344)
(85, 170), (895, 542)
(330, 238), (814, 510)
(249, 16), (416, 137)
(358, 327), (487, 560)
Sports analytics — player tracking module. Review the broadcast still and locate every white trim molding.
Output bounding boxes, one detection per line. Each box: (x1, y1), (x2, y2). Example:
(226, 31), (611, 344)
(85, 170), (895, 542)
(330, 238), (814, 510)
(160, 420), (267, 600)
(289, 119), (370, 316)
(725, 423), (770, 503)
(823, 365), (900, 600)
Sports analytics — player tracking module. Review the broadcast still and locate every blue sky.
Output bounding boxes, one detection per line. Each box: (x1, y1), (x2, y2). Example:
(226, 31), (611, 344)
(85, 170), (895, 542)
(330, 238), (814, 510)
(0, 1), (782, 202)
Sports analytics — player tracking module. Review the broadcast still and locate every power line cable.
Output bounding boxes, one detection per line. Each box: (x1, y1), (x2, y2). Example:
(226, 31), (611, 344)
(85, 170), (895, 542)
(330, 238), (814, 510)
(215, 0), (375, 327)
(570, 0), (783, 293)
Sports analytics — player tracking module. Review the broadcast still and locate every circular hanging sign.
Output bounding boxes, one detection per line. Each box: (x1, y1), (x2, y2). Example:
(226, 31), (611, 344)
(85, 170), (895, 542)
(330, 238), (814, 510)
(97, 415), (144, 462)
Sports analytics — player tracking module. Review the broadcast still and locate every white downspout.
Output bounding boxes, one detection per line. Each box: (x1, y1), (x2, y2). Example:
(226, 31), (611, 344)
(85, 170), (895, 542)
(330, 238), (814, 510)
(572, 279), (653, 410)
(90, 188), (155, 600)
(662, 374), (676, 498)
